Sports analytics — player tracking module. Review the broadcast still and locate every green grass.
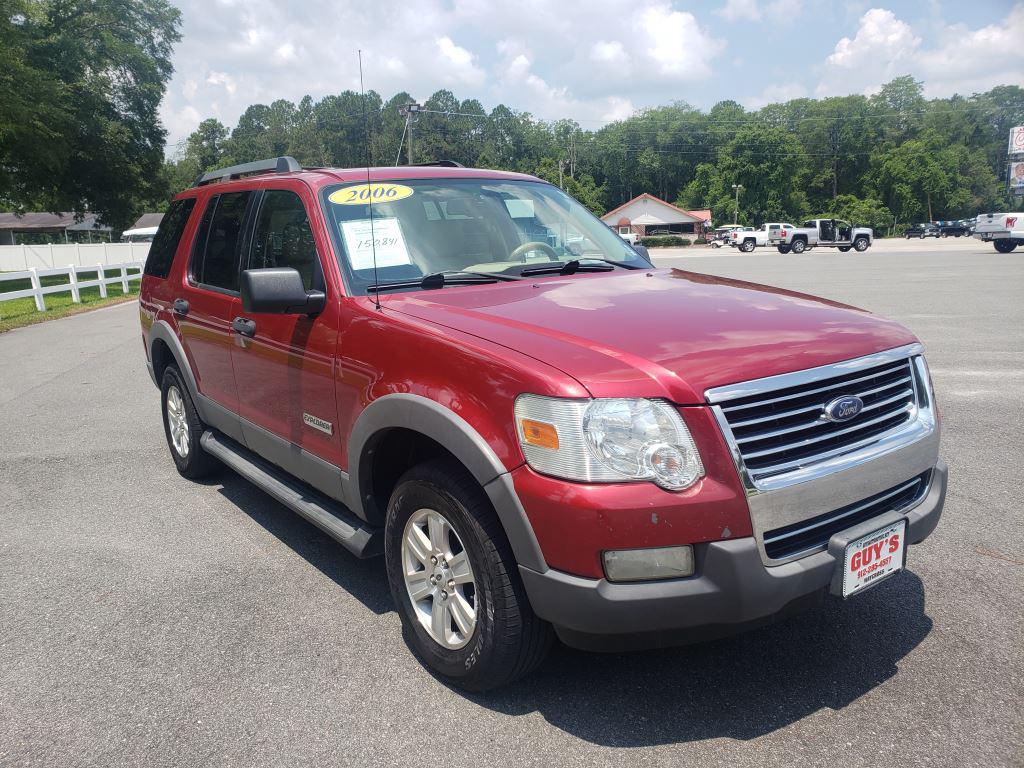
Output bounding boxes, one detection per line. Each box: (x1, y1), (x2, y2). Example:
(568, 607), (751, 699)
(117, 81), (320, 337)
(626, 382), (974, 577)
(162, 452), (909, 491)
(0, 268), (141, 333)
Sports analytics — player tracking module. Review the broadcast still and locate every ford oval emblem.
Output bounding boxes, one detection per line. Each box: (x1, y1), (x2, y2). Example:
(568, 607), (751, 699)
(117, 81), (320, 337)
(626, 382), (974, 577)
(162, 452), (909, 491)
(823, 395), (864, 422)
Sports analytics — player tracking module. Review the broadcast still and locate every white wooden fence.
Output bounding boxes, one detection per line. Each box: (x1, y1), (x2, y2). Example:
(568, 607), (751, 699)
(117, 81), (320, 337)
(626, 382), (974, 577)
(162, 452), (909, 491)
(0, 242), (151, 271)
(0, 262), (144, 313)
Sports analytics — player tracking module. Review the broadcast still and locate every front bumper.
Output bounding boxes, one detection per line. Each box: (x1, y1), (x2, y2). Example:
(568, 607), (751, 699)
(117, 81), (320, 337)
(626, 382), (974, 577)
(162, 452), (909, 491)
(520, 460), (946, 651)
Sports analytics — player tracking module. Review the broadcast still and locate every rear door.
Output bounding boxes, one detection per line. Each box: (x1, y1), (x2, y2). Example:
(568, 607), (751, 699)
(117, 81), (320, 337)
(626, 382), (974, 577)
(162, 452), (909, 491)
(176, 189), (255, 421)
(229, 183), (344, 493)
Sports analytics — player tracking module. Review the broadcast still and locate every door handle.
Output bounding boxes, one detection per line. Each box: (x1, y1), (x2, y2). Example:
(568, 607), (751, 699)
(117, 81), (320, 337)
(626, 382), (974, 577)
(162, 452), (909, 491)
(232, 316), (256, 337)
(172, 298), (190, 315)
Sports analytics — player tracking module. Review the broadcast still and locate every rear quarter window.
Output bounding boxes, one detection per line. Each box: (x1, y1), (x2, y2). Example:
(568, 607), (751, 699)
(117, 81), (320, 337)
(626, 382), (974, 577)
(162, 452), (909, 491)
(143, 198), (197, 279)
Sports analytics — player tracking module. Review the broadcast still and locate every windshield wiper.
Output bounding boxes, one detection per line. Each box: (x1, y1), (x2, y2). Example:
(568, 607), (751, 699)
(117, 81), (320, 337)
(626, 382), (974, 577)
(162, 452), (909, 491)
(519, 258), (643, 277)
(365, 270), (515, 294)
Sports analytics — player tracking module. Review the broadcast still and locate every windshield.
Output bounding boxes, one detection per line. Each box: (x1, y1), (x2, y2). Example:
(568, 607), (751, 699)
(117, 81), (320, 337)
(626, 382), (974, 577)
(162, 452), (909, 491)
(320, 179), (649, 293)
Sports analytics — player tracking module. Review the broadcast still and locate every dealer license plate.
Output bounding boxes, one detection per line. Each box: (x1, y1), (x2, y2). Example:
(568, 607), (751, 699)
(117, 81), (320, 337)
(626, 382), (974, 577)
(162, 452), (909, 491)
(841, 519), (907, 598)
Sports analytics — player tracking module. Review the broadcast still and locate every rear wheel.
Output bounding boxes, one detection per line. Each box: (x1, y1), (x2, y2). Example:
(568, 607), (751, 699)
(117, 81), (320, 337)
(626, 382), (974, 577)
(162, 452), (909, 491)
(994, 239), (1018, 253)
(160, 365), (219, 479)
(740, 239), (756, 252)
(384, 459), (552, 691)
(790, 238), (807, 254)
(853, 237), (869, 252)
(777, 244), (791, 254)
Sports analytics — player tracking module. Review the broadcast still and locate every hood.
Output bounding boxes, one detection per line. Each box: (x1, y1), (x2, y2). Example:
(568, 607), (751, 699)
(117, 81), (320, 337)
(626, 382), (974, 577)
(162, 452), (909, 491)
(383, 269), (918, 404)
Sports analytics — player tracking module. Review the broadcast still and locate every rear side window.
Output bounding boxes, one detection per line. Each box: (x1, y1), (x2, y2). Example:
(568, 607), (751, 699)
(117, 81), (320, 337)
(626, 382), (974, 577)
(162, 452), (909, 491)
(143, 198), (196, 278)
(191, 191), (252, 292)
(249, 190), (323, 291)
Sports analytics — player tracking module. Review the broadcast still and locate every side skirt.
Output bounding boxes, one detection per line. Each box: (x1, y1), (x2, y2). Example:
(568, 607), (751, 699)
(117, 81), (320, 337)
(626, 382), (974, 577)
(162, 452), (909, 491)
(200, 430), (382, 558)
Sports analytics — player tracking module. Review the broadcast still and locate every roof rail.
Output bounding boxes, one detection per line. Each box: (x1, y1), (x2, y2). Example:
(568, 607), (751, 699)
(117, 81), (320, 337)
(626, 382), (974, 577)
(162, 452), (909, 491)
(194, 156), (302, 187)
(409, 160), (464, 168)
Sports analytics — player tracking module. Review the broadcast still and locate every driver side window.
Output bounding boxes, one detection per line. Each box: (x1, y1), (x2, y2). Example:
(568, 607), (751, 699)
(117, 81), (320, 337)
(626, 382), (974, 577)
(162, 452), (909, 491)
(249, 190), (324, 291)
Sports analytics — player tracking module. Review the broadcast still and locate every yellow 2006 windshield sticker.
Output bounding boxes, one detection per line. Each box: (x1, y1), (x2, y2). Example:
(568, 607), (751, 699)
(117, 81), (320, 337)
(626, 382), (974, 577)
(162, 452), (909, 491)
(328, 183), (413, 205)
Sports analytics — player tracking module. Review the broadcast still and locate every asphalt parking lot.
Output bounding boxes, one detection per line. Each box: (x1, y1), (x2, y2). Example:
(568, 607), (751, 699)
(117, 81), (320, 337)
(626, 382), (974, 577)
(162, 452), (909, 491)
(1, 238), (1021, 767)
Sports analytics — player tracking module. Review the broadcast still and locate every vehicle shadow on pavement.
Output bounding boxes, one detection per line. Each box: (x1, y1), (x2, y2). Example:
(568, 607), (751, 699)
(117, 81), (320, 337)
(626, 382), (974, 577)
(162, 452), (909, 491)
(210, 471), (393, 615)
(469, 573), (933, 745)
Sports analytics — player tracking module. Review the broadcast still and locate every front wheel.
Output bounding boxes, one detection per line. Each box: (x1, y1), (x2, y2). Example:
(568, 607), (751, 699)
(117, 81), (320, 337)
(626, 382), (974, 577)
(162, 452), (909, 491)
(385, 460), (552, 691)
(777, 244), (791, 254)
(853, 237), (870, 252)
(994, 239), (1018, 253)
(790, 239), (807, 254)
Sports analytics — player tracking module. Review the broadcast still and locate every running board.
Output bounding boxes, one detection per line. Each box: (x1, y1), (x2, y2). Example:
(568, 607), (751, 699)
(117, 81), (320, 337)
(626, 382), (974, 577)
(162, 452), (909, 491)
(200, 431), (382, 558)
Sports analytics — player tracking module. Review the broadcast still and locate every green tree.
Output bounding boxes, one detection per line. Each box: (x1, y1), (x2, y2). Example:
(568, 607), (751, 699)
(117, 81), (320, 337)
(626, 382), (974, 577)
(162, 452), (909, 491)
(0, 0), (182, 228)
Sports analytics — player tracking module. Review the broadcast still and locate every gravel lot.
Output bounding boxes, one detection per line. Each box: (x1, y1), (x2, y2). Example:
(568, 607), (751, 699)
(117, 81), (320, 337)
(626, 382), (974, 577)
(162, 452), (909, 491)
(1, 238), (1021, 767)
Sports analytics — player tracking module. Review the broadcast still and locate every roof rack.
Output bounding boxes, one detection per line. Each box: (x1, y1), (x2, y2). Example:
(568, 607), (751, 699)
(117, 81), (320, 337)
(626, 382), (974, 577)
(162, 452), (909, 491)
(194, 156), (301, 187)
(409, 160), (464, 168)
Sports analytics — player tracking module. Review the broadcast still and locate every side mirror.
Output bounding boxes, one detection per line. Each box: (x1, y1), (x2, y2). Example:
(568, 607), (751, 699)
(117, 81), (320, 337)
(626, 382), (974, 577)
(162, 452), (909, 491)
(240, 268), (325, 316)
(632, 244), (651, 260)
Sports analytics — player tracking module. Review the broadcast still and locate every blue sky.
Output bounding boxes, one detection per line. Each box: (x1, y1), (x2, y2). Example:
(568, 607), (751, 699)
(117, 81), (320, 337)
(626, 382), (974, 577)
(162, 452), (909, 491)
(161, 0), (1024, 151)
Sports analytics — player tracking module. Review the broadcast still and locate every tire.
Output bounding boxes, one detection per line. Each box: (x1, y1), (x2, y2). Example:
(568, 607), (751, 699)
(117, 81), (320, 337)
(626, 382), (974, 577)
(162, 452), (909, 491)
(384, 459), (552, 691)
(160, 365), (219, 479)
(777, 244), (791, 254)
(740, 239), (756, 252)
(790, 238), (807, 254)
(838, 246), (851, 252)
(853, 237), (869, 252)
(994, 239), (1018, 253)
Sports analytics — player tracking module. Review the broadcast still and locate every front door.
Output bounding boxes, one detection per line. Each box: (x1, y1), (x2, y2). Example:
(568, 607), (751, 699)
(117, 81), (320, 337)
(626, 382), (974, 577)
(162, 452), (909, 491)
(177, 190), (254, 428)
(229, 185), (344, 497)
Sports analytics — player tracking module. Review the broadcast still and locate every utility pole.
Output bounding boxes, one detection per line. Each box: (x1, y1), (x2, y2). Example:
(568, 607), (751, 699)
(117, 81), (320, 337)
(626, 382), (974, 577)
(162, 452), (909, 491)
(731, 183), (744, 225)
(398, 102), (421, 165)
(558, 159), (564, 190)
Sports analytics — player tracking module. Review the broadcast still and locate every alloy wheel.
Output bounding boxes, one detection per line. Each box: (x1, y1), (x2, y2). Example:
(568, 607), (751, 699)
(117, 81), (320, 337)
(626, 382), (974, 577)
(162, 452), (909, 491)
(166, 385), (190, 457)
(401, 508), (477, 649)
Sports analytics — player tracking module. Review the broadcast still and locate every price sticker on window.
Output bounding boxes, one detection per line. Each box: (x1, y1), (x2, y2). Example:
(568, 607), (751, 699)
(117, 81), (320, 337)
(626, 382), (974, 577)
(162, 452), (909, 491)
(340, 217), (413, 270)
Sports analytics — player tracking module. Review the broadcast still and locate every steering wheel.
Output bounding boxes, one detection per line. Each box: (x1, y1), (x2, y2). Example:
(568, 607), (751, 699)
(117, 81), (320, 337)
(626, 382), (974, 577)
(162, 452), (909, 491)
(510, 241), (559, 262)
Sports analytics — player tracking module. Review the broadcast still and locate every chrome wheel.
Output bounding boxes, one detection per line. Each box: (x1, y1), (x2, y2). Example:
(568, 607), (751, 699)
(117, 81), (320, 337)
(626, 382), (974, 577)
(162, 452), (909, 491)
(402, 508), (477, 650)
(166, 385), (190, 457)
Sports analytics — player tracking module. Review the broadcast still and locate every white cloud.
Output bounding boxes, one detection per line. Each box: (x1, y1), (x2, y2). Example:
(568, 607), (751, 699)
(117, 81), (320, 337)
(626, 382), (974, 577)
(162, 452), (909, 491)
(639, 3), (725, 77)
(435, 36), (485, 86)
(745, 82), (808, 109)
(591, 40), (629, 66)
(158, 0), (726, 147)
(273, 42), (297, 64)
(716, 0), (761, 22)
(915, 5), (1024, 97)
(825, 8), (920, 69)
(205, 71), (237, 95)
(818, 5), (1024, 98)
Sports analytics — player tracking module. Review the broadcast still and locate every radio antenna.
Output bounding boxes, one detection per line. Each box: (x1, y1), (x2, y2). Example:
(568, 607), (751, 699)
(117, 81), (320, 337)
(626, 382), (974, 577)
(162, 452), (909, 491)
(358, 49), (381, 310)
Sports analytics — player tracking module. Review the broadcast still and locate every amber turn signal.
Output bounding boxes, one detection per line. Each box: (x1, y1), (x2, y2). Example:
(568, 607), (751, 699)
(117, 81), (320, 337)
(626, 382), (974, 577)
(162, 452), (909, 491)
(519, 418), (559, 450)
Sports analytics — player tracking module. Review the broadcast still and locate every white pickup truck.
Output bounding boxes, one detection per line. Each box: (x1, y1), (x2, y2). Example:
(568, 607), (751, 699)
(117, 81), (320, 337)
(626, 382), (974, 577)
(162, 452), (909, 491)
(778, 218), (873, 254)
(973, 212), (1023, 252)
(730, 223), (794, 252)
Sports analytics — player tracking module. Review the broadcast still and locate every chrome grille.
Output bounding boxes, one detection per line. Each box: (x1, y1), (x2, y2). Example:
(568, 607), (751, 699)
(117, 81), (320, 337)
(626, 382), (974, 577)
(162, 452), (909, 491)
(762, 471), (930, 560)
(715, 356), (919, 482)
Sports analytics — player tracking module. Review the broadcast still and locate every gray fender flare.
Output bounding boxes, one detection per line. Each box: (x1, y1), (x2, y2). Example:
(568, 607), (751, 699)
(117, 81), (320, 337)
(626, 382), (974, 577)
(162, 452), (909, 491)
(148, 320), (200, 398)
(348, 393), (547, 572)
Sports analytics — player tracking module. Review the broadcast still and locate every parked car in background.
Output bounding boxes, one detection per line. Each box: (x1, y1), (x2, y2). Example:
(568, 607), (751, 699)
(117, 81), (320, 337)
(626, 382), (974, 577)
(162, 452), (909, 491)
(730, 223), (794, 252)
(973, 212), (1023, 252)
(936, 221), (971, 238)
(905, 223), (940, 239)
(779, 219), (873, 253)
(710, 224), (744, 248)
(139, 157), (944, 690)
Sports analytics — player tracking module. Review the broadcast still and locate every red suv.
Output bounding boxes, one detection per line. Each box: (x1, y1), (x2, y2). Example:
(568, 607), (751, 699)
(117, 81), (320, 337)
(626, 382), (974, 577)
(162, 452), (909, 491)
(140, 157), (945, 690)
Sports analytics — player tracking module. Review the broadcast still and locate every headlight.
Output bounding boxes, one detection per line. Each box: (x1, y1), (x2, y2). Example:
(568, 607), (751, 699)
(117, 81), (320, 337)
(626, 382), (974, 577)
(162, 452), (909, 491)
(514, 395), (704, 490)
